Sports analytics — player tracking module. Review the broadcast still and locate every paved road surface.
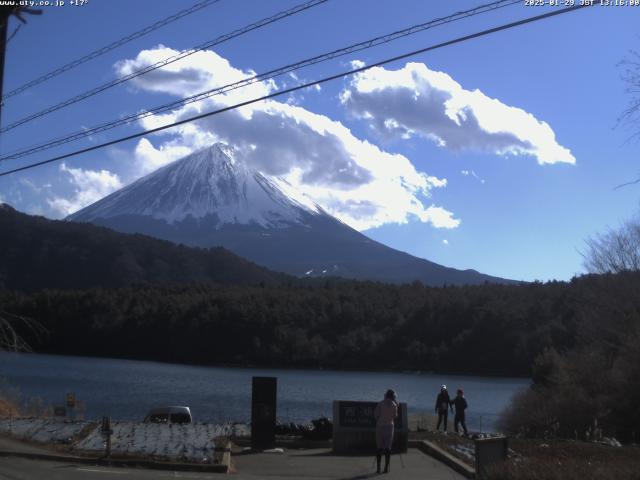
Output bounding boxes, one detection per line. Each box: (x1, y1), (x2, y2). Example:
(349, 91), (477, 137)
(0, 457), (215, 479)
(0, 449), (465, 480)
(232, 448), (466, 479)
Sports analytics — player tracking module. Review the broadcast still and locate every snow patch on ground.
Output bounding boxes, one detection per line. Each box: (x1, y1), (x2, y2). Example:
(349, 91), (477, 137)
(0, 418), (89, 444)
(75, 422), (230, 461)
(451, 443), (475, 462)
(0, 418), (249, 462)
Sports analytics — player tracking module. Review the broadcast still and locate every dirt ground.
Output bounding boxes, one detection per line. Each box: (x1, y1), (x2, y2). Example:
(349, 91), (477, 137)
(412, 428), (640, 480)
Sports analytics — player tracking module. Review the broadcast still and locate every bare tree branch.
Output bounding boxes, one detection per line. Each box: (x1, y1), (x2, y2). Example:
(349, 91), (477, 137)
(614, 176), (640, 190)
(617, 50), (640, 131)
(582, 214), (640, 274)
(614, 48), (640, 188)
(0, 311), (46, 352)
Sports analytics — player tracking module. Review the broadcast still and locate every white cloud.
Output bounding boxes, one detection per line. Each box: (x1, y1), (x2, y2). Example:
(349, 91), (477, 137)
(18, 178), (45, 193)
(281, 71), (322, 94)
(461, 169), (485, 184)
(115, 45), (275, 100)
(114, 46), (457, 231)
(442, 239), (449, 245)
(423, 205), (460, 229)
(47, 163), (122, 217)
(133, 138), (193, 176)
(340, 62), (575, 165)
(426, 175), (447, 188)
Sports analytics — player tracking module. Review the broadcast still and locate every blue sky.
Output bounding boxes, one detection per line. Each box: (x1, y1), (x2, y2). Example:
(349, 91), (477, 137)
(0, 0), (638, 282)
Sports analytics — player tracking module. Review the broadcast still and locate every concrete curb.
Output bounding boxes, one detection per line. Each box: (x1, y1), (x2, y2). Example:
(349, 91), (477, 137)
(409, 440), (476, 479)
(276, 438), (332, 449)
(233, 436), (332, 450)
(0, 446), (232, 473)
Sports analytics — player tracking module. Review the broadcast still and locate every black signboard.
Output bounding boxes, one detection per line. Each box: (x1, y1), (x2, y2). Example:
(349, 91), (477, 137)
(475, 437), (509, 475)
(338, 401), (403, 429)
(251, 376), (277, 450)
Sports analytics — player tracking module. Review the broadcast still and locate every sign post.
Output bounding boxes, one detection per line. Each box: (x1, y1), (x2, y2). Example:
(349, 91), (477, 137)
(101, 416), (113, 458)
(53, 406), (66, 418)
(332, 400), (408, 453)
(66, 392), (76, 421)
(475, 436), (508, 476)
(251, 376), (277, 450)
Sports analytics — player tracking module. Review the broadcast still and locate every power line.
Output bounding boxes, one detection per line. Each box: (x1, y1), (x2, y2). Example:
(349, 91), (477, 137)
(5, 23), (21, 45)
(0, 0), (329, 134)
(2, 0), (223, 101)
(0, 0), (518, 161)
(0, 0), (520, 162)
(0, 3), (594, 178)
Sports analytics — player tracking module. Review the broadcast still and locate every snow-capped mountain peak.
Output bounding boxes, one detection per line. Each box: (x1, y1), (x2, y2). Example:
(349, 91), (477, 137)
(68, 143), (325, 228)
(66, 142), (512, 286)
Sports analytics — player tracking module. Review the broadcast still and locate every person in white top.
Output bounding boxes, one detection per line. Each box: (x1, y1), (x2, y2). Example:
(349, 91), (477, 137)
(374, 389), (398, 474)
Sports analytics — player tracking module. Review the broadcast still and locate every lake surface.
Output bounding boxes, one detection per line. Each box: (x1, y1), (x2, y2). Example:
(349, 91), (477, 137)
(0, 352), (529, 432)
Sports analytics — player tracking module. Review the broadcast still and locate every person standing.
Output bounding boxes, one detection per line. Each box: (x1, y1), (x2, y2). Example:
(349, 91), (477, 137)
(374, 389), (398, 474)
(434, 385), (453, 432)
(453, 388), (469, 435)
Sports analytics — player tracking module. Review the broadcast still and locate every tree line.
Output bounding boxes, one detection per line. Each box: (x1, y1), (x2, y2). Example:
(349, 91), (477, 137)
(2, 271), (639, 380)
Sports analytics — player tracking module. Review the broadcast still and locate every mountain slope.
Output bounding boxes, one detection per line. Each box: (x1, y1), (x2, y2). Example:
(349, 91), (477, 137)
(69, 144), (513, 286)
(0, 203), (288, 291)
(69, 144), (326, 228)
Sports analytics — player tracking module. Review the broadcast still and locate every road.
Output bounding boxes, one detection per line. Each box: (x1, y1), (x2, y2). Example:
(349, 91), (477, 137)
(0, 449), (466, 480)
(0, 457), (216, 479)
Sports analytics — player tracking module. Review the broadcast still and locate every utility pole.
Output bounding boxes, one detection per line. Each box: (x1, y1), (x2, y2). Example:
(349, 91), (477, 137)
(0, 7), (42, 127)
(0, 8), (11, 127)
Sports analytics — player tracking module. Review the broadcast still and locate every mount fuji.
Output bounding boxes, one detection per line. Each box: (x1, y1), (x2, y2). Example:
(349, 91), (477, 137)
(68, 144), (511, 285)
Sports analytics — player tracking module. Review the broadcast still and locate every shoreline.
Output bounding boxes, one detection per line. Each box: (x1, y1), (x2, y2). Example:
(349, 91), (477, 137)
(0, 350), (532, 381)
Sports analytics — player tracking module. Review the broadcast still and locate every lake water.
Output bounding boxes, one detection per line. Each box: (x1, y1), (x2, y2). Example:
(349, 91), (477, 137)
(0, 352), (529, 432)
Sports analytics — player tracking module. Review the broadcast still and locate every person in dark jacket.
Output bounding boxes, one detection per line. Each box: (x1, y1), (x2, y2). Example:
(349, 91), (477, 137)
(435, 385), (453, 432)
(453, 388), (468, 435)
(374, 389), (398, 474)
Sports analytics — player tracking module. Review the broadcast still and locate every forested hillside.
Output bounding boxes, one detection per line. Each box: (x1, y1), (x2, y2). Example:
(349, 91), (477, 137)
(0, 204), (288, 290)
(3, 271), (639, 377)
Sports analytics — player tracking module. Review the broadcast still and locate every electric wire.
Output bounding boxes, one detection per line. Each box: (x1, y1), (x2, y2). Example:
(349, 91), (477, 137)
(0, 0), (520, 162)
(5, 23), (22, 45)
(0, 3), (594, 178)
(2, 0), (223, 101)
(0, 0), (329, 134)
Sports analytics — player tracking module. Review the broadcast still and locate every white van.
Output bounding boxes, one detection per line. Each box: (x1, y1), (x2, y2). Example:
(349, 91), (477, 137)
(143, 406), (192, 424)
